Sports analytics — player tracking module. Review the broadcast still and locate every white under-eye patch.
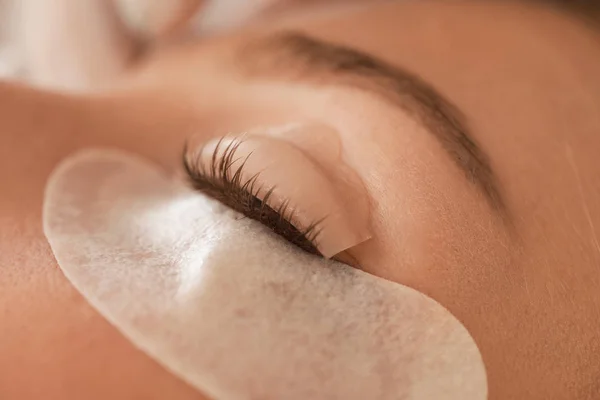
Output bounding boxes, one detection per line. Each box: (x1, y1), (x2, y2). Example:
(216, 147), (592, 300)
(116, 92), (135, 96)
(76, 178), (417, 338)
(43, 149), (487, 400)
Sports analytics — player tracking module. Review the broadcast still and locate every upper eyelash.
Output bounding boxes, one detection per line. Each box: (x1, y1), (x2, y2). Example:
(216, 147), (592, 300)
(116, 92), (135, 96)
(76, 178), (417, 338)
(182, 137), (325, 256)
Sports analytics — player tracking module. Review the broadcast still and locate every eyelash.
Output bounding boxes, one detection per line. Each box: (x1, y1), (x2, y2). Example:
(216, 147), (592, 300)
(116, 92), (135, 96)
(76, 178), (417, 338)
(182, 137), (325, 256)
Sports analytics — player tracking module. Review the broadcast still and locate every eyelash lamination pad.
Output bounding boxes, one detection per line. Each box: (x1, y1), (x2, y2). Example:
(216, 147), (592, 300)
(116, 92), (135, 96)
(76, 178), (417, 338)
(43, 148), (487, 400)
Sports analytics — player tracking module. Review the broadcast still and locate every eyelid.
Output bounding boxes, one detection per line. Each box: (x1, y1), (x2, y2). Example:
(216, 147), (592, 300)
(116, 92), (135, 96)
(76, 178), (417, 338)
(197, 124), (372, 258)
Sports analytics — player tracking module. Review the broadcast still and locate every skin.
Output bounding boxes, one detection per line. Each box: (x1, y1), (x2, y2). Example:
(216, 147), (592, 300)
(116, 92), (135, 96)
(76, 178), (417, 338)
(1, 1), (600, 399)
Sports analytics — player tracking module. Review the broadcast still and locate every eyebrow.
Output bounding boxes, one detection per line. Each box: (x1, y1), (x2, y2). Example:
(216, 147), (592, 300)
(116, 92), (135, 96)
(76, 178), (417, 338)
(235, 32), (506, 213)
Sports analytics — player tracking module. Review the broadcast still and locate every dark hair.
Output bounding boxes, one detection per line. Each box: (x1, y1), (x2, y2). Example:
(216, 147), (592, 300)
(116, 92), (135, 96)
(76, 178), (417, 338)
(550, 0), (600, 21)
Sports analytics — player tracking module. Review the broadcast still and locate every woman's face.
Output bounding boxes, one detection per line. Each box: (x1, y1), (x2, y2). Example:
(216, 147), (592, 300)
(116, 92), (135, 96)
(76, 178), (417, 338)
(2, 1), (600, 399)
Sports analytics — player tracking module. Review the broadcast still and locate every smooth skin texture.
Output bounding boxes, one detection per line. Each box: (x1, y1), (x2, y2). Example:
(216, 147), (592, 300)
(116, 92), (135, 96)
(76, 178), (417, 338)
(1, 1), (600, 399)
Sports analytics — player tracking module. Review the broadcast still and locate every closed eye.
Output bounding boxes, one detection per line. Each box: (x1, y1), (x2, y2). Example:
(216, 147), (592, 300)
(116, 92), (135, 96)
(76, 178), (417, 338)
(182, 137), (326, 256)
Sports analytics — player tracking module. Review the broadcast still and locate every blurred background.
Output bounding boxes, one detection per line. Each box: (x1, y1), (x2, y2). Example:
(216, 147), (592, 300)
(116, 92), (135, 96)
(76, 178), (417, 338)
(0, 0), (350, 81)
(0, 0), (273, 80)
(1, 0), (599, 82)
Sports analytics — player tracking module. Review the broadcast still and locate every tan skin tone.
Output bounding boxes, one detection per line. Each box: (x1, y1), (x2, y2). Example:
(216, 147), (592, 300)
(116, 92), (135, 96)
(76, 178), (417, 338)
(1, 1), (600, 399)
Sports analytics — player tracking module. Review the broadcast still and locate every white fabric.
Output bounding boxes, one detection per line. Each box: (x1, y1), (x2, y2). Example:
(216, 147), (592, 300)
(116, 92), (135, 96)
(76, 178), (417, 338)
(0, 0), (22, 79)
(191, 0), (275, 33)
(43, 148), (487, 400)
